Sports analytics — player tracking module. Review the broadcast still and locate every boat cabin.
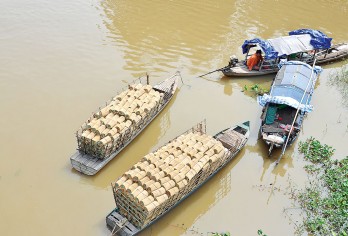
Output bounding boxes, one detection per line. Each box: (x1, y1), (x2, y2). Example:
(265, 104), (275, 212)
(258, 61), (322, 154)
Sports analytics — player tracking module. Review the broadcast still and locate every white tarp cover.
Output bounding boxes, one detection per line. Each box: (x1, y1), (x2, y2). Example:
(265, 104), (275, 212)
(268, 34), (314, 56)
(257, 94), (314, 112)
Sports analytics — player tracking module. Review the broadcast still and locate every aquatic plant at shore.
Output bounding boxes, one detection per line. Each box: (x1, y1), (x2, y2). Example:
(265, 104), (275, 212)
(329, 65), (348, 107)
(243, 84), (269, 96)
(257, 229), (268, 236)
(297, 138), (348, 236)
(209, 232), (230, 236)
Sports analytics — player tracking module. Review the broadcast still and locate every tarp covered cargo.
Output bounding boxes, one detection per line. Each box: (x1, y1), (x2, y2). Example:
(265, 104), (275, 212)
(289, 29), (332, 49)
(242, 29), (332, 59)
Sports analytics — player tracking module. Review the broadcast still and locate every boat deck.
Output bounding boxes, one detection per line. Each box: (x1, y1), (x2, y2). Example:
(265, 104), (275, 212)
(216, 129), (247, 152)
(106, 210), (139, 236)
(315, 43), (348, 64)
(261, 105), (298, 135)
(223, 65), (277, 77)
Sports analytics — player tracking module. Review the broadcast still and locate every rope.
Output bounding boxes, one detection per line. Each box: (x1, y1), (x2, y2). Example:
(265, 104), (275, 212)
(110, 218), (128, 236)
(175, 71), (185, 85)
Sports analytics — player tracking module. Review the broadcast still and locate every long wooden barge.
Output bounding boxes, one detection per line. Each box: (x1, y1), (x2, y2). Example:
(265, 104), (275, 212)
(106, 120), (250, 235)
(70, 74), (179, 175)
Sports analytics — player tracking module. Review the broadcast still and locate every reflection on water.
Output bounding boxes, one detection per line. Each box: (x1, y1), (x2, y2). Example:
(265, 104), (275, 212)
(246, 129), (296, 179)
(200, 76), (234, 96)
(328, 65), (348, 107)
(214, 171), (232, 204)
(100, 0), (241, 75)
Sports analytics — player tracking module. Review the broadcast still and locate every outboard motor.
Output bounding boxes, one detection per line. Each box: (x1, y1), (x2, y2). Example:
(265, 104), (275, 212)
(228, 55), (238, 67)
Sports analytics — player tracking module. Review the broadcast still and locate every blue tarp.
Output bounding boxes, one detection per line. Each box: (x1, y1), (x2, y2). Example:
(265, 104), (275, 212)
(258, 61), (322, 112)
(241, 38), (278, 60)
(289, 29), (332, 49)
(242, 29), (332, 59)
(278, 60), (323, 74)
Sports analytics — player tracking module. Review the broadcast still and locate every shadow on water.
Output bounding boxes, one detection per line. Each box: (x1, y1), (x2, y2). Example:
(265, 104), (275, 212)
(246, 136), (295, 181)
(198, 72), (275, 97)
(327, 64), (348, 107)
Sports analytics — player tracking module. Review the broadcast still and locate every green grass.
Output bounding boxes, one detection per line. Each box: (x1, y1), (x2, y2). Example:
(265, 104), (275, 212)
(297, 138), (348, 236)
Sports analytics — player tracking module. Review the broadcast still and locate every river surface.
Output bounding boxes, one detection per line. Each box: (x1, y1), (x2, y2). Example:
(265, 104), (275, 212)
(1, 1), (348, 235)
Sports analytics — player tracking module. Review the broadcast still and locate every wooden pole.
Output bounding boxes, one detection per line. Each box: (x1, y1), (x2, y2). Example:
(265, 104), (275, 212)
(276, 59), (317, 164)
(197, 66), (228, 77)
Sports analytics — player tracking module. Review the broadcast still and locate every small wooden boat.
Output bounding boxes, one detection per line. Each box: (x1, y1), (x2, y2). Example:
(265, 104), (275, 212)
(106, 120), (250, 235)
(70, 73), (179, 175)
(221, 29), (348, 77)
(258, 61), (322, 157)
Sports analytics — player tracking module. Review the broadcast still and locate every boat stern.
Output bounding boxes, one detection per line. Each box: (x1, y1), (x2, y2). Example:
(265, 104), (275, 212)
(106, 209), (140, 236)
(262, 133), (285, 155)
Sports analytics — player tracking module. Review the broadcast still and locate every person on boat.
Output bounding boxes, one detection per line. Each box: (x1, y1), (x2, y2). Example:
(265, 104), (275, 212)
(247, 49), (263, 71)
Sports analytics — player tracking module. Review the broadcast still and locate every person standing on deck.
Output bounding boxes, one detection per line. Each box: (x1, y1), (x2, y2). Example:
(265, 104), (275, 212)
(247, 49), (263, 71)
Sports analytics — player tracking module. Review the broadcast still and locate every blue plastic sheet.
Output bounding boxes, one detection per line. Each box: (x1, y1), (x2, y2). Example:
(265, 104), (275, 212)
(289, 29), (332, 49)
(242, 29), (332, 59)
(241, 38), (278, 60)
(278, 61), (323, 74)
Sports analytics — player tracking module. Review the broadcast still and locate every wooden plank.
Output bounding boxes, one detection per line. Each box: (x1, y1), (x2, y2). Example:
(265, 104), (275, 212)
(217, 129), (245, 149)
(262, 125), (284, 133)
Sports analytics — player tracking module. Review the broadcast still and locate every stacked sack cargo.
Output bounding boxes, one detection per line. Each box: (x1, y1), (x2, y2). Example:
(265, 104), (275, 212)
(111, 131), (230, 228)
(76, 83), (164, 159)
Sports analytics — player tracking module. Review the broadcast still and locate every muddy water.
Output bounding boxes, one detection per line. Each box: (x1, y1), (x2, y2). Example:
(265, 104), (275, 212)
(1, 0), (348, 235)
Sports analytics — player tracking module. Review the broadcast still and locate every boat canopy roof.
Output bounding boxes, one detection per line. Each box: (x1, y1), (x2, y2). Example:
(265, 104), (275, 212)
(257, 61), (322, 112)
(242, 29), (332, 59)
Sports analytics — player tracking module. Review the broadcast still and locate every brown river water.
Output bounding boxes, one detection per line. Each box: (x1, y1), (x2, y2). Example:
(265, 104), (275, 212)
(1, 1), (348, 235)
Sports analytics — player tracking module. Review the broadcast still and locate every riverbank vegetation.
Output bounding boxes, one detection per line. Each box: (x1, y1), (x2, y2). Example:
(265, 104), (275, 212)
(329, 65), (348, 107)
(297, 138), (348, 236)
